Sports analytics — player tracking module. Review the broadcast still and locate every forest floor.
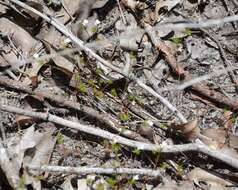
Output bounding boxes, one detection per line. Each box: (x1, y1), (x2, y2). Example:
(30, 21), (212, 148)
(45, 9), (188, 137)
(0, 0), (238, 189)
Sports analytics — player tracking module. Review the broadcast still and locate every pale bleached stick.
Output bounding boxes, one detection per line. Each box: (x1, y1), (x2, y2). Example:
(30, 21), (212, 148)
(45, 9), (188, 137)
(27, 165), (162, 177)
(8, 0), (187, 123)
(160, 66), (238, 92)
(1, 104), (238, 170)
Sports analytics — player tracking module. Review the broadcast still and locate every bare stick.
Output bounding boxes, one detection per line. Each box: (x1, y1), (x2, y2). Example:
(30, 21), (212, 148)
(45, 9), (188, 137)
(159, 66), (238, 92)
(27, 165), (162, 177)
(1, 104), (238, 170)
(155, 14), (238, 30)
(8, 0), (187, 123)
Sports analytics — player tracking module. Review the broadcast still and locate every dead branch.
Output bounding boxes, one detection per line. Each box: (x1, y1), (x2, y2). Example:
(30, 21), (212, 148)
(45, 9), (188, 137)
(1, 104), (238, 170)
(27, 165), (163, 177)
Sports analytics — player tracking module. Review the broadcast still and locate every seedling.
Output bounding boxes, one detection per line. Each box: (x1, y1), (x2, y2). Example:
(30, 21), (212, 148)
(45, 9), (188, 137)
(106, 177), (117, 188)
(110, 88), (117, 97)
(118, 112), (130, 122)
(56, 132), (64, 144)
(132, 148), (141, 156)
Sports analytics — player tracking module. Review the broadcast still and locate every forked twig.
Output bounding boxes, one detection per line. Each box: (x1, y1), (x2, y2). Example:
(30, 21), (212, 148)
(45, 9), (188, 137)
(1, 104), (238, 170)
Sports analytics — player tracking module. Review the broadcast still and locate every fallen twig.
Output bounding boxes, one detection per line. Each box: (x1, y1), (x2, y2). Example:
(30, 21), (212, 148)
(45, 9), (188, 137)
(27, 165), (162, 177)
(159, 66), (238, 92)
(1, 104), (238, 170)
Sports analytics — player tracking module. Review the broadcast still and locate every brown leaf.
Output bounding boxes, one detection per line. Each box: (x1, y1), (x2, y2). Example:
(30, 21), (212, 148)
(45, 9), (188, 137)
(43, 40), (74, 77)
(201, 128), (227, 145)
(171, 119), (200, 141)
(0, 17), (41, 58)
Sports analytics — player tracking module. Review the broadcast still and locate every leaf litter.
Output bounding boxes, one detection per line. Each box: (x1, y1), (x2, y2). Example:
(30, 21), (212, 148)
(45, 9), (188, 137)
(0, 0), (238, 189)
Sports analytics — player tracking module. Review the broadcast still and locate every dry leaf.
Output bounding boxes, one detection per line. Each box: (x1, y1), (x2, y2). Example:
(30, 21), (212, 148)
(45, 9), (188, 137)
(188, 168), (232, 189)
(171, 119), (200, 141)
(23, 123), (56, 188)
(0, 17), (40, 58)
(15, 95), (44, 126)
(43, 41), (75, 77)
(201, 128), (227, 145)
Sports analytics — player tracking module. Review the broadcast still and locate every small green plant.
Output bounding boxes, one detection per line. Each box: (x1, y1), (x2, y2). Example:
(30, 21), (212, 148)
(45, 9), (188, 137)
(77, 82), (87, 93)
(185, 28), (192, 36)
(223, 106), (229, 112)
(129, 51), (136, 59)
(102, 139), (109, 148)
(17, 175), (26, 190)
(56, 132), (64, 144)
(177, 163), (184, 175)
(159, 123), (167, 129)
(87, 79), (95, 87)
(34, 175), (45, 181)
(112, 143), (120, 154)
(127, 94), (142, 105)
(141, 120), (149, 128)
(96, 183), (105, 190)
(93, 88), (104, 98)
(110, 88), (117, 97)
(106, 177), (117, 188)
(91, 26), (98, 33)
(95, 68), (103, 76)
(160, 162), (169, 170)
(170, 28), (193, 44)
(231, 114), (237, 124)
(132, 148), (141, 156)
(118, 112), (130, 122)
(152, 148), (162, 157)
(170, 37), (183, 44)
(126, 178), (136, 186)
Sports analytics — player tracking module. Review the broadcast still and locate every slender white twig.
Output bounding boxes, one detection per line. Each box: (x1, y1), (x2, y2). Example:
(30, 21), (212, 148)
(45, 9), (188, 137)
(159, 66), (238, 92)
(156, 14), (238, 30)
(8, 0), (187, 123)
(27, 165), (162, 177)
(1, 104), (238, 170)
(116, 0), (127, 25)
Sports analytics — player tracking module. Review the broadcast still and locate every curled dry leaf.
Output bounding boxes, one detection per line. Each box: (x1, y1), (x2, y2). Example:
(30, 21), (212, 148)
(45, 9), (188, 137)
(43, 40), (75, 77)
(0, 17), (41, 58)
(170, 119), (200, 141)
(15, 95), (44, 126)
(23, 123), (56, 189)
